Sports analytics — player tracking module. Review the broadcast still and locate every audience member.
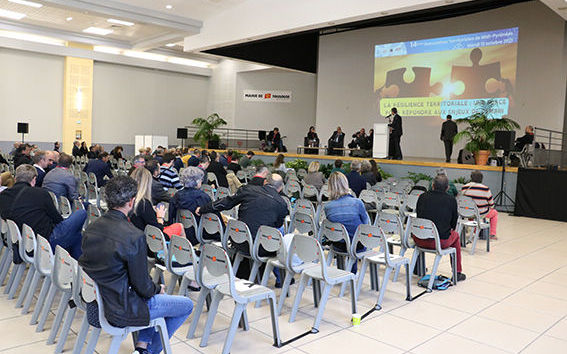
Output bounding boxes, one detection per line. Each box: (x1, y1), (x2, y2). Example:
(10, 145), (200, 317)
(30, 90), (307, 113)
(110, 146), (124, 160)
(330, 159), (346, 175)
(43, 153), (78, 201)
(14, 144), (32, 168)
(128, 155), (146, 175)
(415, 174), (466, 281)
(79, 142), (88, 156)
(144, 160), (170, 205)
(129, 168), (185, 240)
(427, 169), (457, 197)
(158, 153), (182, 190)
(197, 156), (210, 186)
(462, 170), (498, 239)
(9, 142), (21, 157)
(72, 141), (81, 157)
(239, 151), (255, 168)
(219, 151), (229, 167)
(79, 176), (192, 354)
(346, 160), (366, 197)
(53, 141), (60, 152)
(84, 151), (113, 187)
(360, 160), (376, 186)
(324, 172), (368, 272)
(0, 164), (86, 259)
(173, 151), (184, 172)
(227, 153), (241, 173)
(206, 151), (228, 188)
(249, 166), (269, 186)
(32, 150), (49, 187)
(273, 154), (289, 174)
(46, 150), (60, 172)
(304, 161), (324, 190)
(267, 127), (283, 152)
(184, 149), (201, 167)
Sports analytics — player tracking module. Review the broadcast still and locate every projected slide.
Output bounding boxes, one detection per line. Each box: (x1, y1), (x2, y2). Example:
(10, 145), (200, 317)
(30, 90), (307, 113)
(374, 28), (518, 119)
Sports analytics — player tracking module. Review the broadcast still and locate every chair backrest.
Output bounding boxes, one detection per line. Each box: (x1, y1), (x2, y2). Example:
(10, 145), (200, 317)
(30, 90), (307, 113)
(415, 180), (430, 189)
(236, 170), (247, 183)
(288, 234), (328, 280)
(93, 281), (127, 335)
(21, 224), (36, 264)
(76, 266), (96, 309)
(404, 194), (419, 212)
(207, 172), (218, 185)
(319, 184), (330, 201)
(88, 204), (101, 224)
(200, 184), (215, 200)
(282, 197), (292, 216)
(302, 184), (318, 200)
(177, 209), (199, 240)
(382, 192), (401, 209)
(167, 188), (177, 198)
(87, 183), (98, 202)
(293, 199), (316, 218)
(73, 199), (85, 212)
(144, 225), (168, 258)
(318, 219), (349, 247)
(199, 243), (232, 291)
(78, 182), (87, 199)
(7, 219), (21, 247)
(253, 226), (284, 263)
(59, 196), (72, 218)
(87, 172), (97, 186)
(372, 182), (389, 194)
(374, 212), (408, 248)
(167, 236), (197, 279)
(199, 213), (224, 243)
(408, 217), (443, 253)
(34, 235), (53, 277)
(352, 224), (393, 265)
(285, 180), (302, 197)
(456, 195), (480, 220)
(53, 245), (75, 291)
(48, 190), (60, 212)
(359, 190), (379, 210)
(289, 211), (317, 236)
(0, 218), (7, 246)
(286, 169), (297, 180)
(222, 219), (253, 256)
(216, 187), (231, 199)
(409, 189), (425, 196)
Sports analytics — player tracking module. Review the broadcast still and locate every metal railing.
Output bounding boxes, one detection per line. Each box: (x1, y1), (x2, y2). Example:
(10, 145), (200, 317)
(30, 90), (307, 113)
(533, 127), (567, 168)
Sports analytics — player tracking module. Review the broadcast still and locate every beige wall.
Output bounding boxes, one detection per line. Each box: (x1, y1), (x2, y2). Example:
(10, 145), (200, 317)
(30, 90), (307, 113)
(316, 1), (567, 158)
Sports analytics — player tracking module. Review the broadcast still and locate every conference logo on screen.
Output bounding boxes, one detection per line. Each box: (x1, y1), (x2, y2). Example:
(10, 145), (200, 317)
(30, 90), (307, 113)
(373, 27), (518, 119)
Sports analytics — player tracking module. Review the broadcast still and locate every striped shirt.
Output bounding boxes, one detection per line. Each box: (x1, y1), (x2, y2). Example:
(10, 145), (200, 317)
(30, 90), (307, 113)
(462, 182), (494, 215)
(159, 166), (182, 190)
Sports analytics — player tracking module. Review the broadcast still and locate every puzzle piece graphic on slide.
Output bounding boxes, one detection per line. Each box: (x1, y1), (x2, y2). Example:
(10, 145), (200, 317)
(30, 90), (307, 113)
(450, 48), (503, 99)
(378, 67), (443, 98)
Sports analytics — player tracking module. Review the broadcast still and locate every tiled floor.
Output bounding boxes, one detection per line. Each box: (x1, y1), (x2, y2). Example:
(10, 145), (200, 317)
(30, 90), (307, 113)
(1, 213), (567, 353)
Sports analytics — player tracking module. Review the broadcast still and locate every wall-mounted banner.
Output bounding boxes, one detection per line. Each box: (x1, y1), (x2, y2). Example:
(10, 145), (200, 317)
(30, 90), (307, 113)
(243, 90), (292, 103)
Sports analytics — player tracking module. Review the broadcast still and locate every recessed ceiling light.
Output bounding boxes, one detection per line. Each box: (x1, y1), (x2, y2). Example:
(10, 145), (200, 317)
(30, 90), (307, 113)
(0, 8), (26, 20)
(107, 18), (135, 26)
(8, 0), (42, 8)
(83, 27), (113, 36)
(166, 4), (173, 9)
(165, 43), (176, 47)
(66, 17), (73, 21)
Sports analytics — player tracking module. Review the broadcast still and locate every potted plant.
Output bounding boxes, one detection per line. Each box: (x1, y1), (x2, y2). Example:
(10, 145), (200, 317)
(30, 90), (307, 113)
(192, 113), (227, 149)
(453, 99), (519, 165)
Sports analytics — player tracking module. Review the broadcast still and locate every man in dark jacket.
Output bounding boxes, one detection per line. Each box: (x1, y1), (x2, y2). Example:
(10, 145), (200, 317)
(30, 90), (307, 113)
(79, 176), (192, 354)
(32, 150), (49, 187)
(441, 114), (458, 162)
(206, 151), (228, 188)
(14, 144), (32, 168)
(84, 152), (113, 187)
(346, 160), (366, 197)
(145, 160), (170, 205)
(328, 127), (345, 156)
(0, 164), (86, 259)
(388, 107), (403, 160)
(72, 141), (81, 157)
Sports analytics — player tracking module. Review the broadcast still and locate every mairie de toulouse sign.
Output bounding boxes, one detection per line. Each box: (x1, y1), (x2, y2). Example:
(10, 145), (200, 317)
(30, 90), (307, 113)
(243, 90), (292, 103)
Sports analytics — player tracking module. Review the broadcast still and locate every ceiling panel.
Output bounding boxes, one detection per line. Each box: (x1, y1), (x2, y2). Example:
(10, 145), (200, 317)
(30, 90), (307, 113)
(112, 0), (246, 20)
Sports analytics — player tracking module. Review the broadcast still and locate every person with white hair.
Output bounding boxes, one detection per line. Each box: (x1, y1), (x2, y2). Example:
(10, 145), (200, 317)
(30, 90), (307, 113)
(346, 159), (366, 197)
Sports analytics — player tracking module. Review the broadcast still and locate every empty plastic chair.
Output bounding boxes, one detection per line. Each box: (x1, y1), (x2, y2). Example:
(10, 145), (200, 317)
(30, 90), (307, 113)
(289, 211), (317, 236)
(198, 244), (281, 354)
(15, 224), (37, 307)
(222, 219), (255, 280)
(144, 225), (169, 284)
(302, 184), (319, 204)
(170, 237), (199, 296)
(254, 227), (288, 311)
(70, 266), (100, 354)
(48, 190), (60, 212)
(236, 170), (248, 183)
(352, 225), (412, 309)
(403, 194), (419, 219)
(198, 213), (224, 243)
(409, 217), (458, 291)
(284, 179), (302, 199)
(293, 199), (316, 219)
(374, 212), (410, 282)
(319, 184), (330, 202)
(59, 196), (72, 219)
(0, 218), (12, 286)
(288, 235), (357, 332)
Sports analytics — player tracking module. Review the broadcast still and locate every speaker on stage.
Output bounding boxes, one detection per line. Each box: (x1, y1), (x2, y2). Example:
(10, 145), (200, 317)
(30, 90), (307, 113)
(177, 128), (188, 139)
(494, 130), (516, 151)
(17, 122), (29, 134)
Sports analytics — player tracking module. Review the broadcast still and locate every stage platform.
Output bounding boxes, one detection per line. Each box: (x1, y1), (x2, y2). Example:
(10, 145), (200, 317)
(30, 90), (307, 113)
(218, 149), (518, 207)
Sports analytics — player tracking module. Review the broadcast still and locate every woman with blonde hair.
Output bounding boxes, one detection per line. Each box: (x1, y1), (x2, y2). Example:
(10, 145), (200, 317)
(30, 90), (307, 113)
(129, 167), (185, 240)
(303, 161), (324, 189)
(323, 172), (369, 272)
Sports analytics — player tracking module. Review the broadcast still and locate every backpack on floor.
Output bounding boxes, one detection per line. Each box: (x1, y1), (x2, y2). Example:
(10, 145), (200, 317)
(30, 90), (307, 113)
(418, 274), (452, 290)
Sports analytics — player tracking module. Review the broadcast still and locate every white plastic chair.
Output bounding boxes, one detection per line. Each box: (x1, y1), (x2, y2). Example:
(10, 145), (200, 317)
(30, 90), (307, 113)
(222, 219), (256, 280)
(144, 225), (168, 284)
(166, 235), (198, 295)
(374, 212), (410, 282)
(456, 195), (490, 255)
(289, 211), (317, 237)
(176, 209), (200, 244)
(318, 219), (353, 297)
(198, 213), (224, 243)
(59, 196), (73, 219)
(14, 224), (36, 307)
(200, 184), (215, 200)
(5, 220), (25, 299)
(27, 235), (53, 325)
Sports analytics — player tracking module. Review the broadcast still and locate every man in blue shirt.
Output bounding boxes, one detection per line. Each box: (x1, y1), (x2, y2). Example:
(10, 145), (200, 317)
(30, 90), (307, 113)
(346, 160), (366, 197)
(84, 152), (113, 187)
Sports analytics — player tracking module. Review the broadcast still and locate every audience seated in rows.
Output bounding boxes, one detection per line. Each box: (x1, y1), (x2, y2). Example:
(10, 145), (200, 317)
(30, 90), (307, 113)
(207, 151), (228, 188)
(304, 161), (324, 190)
(32, 150), (49, 187)
(43, 153), (78, 201)
(130, 168), (185, 240)
(144, 159), (170, 205)
(158, 153), (182, 190)
(415, 174), (466, 281)
(462, 170), (498, 239)
(84, 151), (113, 187)
(79, 176), (193, 354)
(361, 159), (382, 186)
(0, 164), (86, 259)
(346, 160), (366, 197)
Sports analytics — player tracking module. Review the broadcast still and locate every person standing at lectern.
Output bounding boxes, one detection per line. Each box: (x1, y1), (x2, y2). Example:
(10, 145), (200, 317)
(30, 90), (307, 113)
(440, 114), (458, 163)
(388, 107), (403, 160)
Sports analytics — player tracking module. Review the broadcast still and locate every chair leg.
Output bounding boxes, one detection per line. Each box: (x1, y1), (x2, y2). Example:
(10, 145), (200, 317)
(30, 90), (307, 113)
(470, 227), (479, 255)
(200, 290), (223, 347)
(312, 283), (332, 331)
(451, 252), (458, 285)
(312, 279), (321, 308)
(22, 271), (41, 314)
(3, 262), (16, 294)
(355, 259), (368, 298)
(350, 278), (357, 314)
(7, 263), (25, 299)
(37, 285), (58, 332)
(72, 316), (90, 354)
(187, 289), (209, 339)
(221, 303), (245, 354)
(409, 248), (420, 276)
(339, 258), (354, 297)
(427, 256), (442, 291)
(0, 251), (11, 286)
(277, 271), (293, 315)
(289, 273), (307, 323)
(255, 262), (273, 308)
(107, 335), (124, 354)
(156, 319), (172, 354)
(30, 277), (50, 325)
(55, 306), (76, 353)
(178, 275), (189, 296)
(232, 254), (242, 275)
(16, 267), (34, 307)
(268, 295), (282, 347)
(248, 261), (260, 283)
(393, 248), (407, 282)
(404, 263), (412, 301)
(165, 274), (178, 295)
(47, 291), (72, 344)
(84, 327), (101, 354)
(377, 266), (392, 309)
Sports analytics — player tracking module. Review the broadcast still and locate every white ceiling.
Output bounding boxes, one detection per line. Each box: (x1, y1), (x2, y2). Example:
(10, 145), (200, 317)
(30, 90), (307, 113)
(539, 0), (567, 19)
(113, 0), (247, 20)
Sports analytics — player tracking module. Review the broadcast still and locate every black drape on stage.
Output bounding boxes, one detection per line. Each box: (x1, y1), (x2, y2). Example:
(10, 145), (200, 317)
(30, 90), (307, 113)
(514, 168), (567, 222)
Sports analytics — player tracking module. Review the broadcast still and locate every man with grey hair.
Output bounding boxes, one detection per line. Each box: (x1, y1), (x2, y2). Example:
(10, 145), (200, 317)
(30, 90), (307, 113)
(168, 167), (218, 245)
(346, 159), (366, 197)
(0, 164), (87, 259)
(43, 152), (79, 201)
(414, 173), (465, 281)
(249, 165), (270, 186)
(424, 168), (458, 196)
